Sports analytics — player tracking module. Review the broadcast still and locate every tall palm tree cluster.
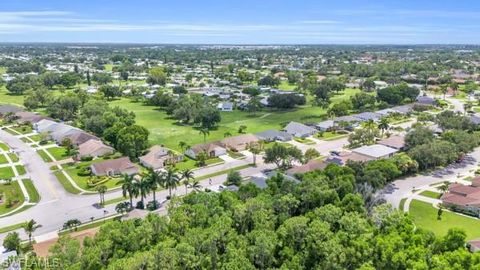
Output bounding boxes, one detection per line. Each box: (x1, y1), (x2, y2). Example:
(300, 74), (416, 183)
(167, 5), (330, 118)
(117, 166), (202, 210)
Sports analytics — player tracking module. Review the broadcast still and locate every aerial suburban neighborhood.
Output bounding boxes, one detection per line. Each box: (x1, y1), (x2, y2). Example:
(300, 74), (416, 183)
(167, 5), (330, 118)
(0, 0), (480, 268)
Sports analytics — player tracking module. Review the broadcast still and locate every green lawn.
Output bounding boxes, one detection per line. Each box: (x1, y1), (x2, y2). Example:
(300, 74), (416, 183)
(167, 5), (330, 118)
(419, 190), (441, 199)
(22, 179), (40, 203)
(0, 67), (6, 74)
(278, 81), (297, 91)
(15, 165), (26, 176)
(0, 142), (8, 151)
(0, 181), (25, 215)
(10, 125), (33, 134)
(0, 222), (26, 234)
(8, 153), (18, 162)
(0, 86), (24, 106)
(0, 167), (14, 179)
(409, 200), (480, 240)
(108, 89), (360, 151)
(399, 198), (407, 211)
(28, 134), (43, 142)
(54, 171), (82, 194)
(196, 164), (253, 181)
(46, 146), (71, 161)
(294, 137), (316, 145)
(0, 154), (8, 164)
(37, 149), (53, 163)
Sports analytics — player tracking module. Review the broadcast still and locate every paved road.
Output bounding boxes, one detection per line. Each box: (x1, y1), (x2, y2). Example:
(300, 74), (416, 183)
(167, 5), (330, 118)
(382, 147), (480, 209)
(0, 130), (275, 242)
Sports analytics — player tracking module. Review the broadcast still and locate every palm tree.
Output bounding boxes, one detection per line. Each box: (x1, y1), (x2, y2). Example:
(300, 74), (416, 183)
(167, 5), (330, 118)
(96, 185), (107, 205)
(378, 117), (390, 136)
(164, 167), (180, 198)
(118, 174), (135, 208)
(437, 181), (451, 194)
(248, 142), (262, 166)
(134, 178), (150, 208)
(199, 128), (210, 143)
(464, 102), (473, 115)
(188, 179), (202, 192)
(362, 119), (376, 129)
(440, 84), (448, 100)
(180, 169), (195, 194)
(24, 219), (41, 244)
(144, 167), (164, 205)
(178, 141), (187, 152)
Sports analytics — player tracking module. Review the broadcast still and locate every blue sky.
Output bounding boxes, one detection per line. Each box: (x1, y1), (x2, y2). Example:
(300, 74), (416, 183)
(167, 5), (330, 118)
(1, 0), (479, 44)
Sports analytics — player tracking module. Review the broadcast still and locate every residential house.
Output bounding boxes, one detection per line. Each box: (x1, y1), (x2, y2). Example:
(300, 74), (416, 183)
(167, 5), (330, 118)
(66, 131), (100, 146)
(14, 111), (46, 124)
(220, 134), (259, 151)
(286, 159), (328, 176)
(284, 121), (317, 138)
(34, 119), (59, 133)
(390, 104), (413, 114)
(416, 96), (436, 106)
(185, 142), (227, 159)
(468, 239), (480, 253)
(78, 139), (114, 159)
(255, 130), (292, 142)
(354, 112), (382, 122)
(139, 145), (183, 170)
(316, 120), (335, 131)
(351, 144), (399, 159)
(90, 157), (139, 176)
(50, 125), (82, 143)
(377, 135), (406, 150)
(326, 151), (374, 166)
(0, 105), (23, 117)
(441, 183), (480, 216)
(217, 102), (233, 112)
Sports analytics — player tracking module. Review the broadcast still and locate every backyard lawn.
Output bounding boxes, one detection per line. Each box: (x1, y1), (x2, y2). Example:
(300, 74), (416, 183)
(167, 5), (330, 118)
(0, 167), (14, 179)
(109, 89), (360, 150)
(409, 200), (480, 240)
(0, 182), (25, 215)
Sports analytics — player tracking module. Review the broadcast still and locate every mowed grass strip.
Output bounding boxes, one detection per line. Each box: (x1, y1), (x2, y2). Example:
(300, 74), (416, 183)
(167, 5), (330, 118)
(37, 149), (53, 163)
(53, 171), (82, 194)
(22, 179), (40, 203)
(419, 190), (441, 199)
(409, 199), (480, 240)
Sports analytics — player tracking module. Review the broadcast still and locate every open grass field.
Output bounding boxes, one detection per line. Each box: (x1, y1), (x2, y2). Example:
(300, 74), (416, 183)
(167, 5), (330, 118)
(109, 88), (361, 150)
(0, 181), (25, 215)
(278, 81), (296, 91)
(409, 200), (480, 240)
(0, 86), (24, 106)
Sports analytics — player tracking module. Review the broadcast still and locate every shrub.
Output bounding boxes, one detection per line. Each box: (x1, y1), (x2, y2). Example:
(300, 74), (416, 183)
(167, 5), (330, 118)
(136, 201), (144, 209)
(80, 156), (93, 162)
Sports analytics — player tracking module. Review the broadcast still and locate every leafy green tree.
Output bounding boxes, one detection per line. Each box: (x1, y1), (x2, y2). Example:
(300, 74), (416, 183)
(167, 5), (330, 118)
(225, 170), (242, 186)
(116, 125), (150, 159)
(3, 232), (20, 252)
(147, 66), (167, 85)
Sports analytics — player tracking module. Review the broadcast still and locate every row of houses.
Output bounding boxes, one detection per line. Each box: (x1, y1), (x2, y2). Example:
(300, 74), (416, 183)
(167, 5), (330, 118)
(286, 135), (405, 176)
(33, 119), (114, 159)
